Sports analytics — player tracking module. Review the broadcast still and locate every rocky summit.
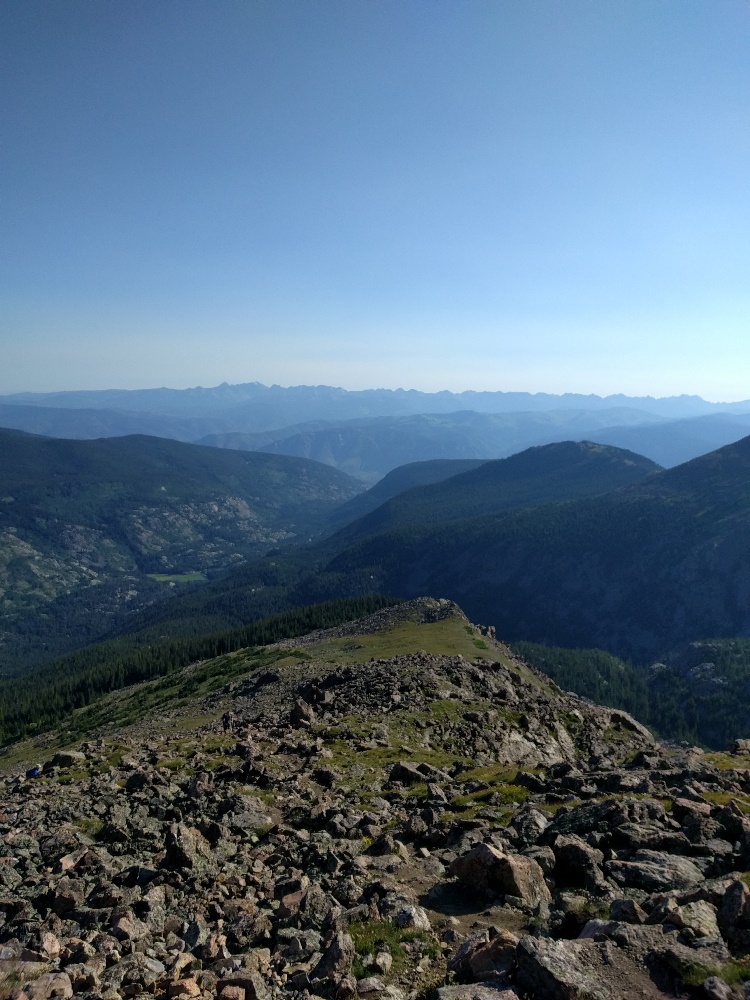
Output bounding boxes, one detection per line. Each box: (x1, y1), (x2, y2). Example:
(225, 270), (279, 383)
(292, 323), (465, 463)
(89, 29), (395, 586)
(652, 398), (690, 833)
(3, 599), (750, 1000)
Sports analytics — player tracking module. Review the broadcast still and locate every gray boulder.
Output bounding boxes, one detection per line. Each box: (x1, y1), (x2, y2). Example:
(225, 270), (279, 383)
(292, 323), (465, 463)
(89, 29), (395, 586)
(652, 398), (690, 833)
(607, 850), (704, 892)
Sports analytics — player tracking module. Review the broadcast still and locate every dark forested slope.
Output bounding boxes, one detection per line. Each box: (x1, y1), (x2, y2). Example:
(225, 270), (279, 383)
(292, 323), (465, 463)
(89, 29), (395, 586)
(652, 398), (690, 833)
(324, 457), (490, 530)
(331, 441), (661, 545)
(0, 430), (362, 670)
(514, 637), (750, 751)
(321, 435), (750, 660)
(112, 435), (750, 666)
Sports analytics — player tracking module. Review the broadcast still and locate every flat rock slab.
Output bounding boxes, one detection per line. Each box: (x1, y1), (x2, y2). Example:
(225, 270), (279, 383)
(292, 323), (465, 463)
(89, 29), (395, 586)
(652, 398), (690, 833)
(438, 982), (519, 1000)
(607, 850), (704, 892)
(516, 935), (679, 1000)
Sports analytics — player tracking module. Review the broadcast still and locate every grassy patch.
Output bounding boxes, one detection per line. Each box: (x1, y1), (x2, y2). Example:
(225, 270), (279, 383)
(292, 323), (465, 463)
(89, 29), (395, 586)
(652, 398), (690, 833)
(349, 919), (437, 979)
(564, 898), (610, 920)
(425, 699), (473, 723)
(320, 734), (456, 788)
(602, 721), (632, 744)
(297, 617), (509, 667)
(56, 768), (90, 784)
(450, 781), (529, 817)
(158, 758), (189, 772)
(537, 799), (581, 814)
(203, 754), (235, 771)
(705, 752), (750, 771)
(675, 958), (750, 988)
(699, 790), (750, 813)
(73, 817), (104, 840)
(462, 763), (534, 784)
(104, 745), (126, 768)
(44, 646), (290, 743)
(201, 733), (236, 752)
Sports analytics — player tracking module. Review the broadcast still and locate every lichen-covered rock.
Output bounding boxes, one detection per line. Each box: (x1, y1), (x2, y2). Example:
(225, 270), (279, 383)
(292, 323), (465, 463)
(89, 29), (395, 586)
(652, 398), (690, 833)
(552, 834), (606, 892)
(609, 898), (647, 924)
(216, 968), (269, 1000)
(516, 936), (670, 1000)
(16, 971), (73, 999)
(437, 986), (520, 1000)
(162, 822), (214, 871)
(665, 899), (720, 939)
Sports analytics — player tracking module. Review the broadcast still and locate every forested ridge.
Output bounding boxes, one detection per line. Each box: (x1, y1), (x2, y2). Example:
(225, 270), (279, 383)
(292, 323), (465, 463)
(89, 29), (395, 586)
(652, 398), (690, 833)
(0, 428), (363, 671)
(329, 440), (660, 546)
(514, 637), (750, 749)
(0, 595), (398, 744)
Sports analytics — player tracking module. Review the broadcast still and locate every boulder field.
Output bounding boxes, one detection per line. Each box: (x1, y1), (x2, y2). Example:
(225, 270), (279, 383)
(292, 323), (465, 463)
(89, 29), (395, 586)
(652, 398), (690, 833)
(2, 599), (750, 1000)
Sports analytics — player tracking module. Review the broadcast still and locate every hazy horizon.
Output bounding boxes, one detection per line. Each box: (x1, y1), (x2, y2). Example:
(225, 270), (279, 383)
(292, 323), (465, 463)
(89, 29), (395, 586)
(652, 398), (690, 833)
(3, 1), (749, 399)
(3, 378), (750, 408)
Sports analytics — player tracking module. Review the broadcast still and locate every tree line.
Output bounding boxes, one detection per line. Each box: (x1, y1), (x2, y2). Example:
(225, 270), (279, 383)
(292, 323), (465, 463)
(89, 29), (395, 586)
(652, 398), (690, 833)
(0, 595), (399, 744)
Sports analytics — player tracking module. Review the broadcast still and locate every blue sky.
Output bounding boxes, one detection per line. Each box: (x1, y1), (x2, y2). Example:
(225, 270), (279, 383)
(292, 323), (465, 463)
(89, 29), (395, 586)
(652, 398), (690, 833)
(2, 0), (749, 399)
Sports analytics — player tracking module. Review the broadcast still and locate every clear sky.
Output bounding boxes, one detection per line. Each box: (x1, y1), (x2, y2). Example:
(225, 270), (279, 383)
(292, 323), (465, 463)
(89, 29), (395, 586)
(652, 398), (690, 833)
(2, 0), (749, 399)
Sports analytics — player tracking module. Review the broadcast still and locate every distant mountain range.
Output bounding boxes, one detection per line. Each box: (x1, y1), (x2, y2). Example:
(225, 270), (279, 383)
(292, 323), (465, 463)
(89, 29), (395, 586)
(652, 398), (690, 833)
(2, 383), (750, 480)
(4, 381), (750, 420)
(586, 411), (750, 468)
(198, 407), (665, 481)
(0, 403), (219, 442)
(200, 409), (750, 481)
(5, 380), (750, 680)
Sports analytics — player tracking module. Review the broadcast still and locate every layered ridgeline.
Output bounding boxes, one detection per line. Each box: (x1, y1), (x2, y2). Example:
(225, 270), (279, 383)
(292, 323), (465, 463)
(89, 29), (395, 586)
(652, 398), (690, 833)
(325, 458), (490, 530)
(0, 430), (362, 671)
(3, 382), (750, 475)
(294, 434), (750, 663)
(13, 434), (750, 750)
(0, 402), (220, 442)
(5, 598), (750, 1000)
(589, 411), (750, 470)
(329, 440), (661, 545)
(202, 409), (750, 480)
(67, 440), (661, 648)
(326, 433), (750, 662)
(198, 408), (665, 482)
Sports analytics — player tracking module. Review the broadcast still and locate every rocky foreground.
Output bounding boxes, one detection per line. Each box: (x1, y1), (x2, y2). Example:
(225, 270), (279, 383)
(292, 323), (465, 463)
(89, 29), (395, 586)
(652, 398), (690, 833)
(3, 599), (750, 1000)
